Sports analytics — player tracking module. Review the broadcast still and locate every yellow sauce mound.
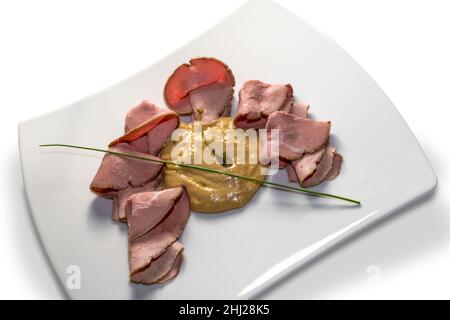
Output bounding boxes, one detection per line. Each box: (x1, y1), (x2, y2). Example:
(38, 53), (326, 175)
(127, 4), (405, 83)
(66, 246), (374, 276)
(160, 117), (266, 213)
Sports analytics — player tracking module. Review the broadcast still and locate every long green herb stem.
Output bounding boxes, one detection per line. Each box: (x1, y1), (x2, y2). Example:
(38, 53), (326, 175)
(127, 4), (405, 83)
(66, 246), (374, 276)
(39, 144), (361, 205)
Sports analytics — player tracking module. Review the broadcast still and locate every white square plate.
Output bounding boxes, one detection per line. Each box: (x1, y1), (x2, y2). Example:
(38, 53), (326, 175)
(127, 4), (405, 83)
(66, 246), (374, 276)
(19, 0), (437, 299)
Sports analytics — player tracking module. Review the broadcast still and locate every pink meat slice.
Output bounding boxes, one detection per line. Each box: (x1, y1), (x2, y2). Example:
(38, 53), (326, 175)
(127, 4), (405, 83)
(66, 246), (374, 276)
(128, 188), (191, 275)
(325, 153), (343, 181)
(278, 158), (289, 169)
(109, 100), (179, 154)
(264, 102), (309, 169)
(234, 80), (294, 129)
(112, 175), (163, 223)
(157, 253), (183, 284)
(291, 147), (326, 183)
(283, 103), (309, 174)
(221, 96), (233, 117)
(164, 58), (235, 114)
(189, 82), (234, 123)
(302, 145), (336, 188)
(89, 143), (163, 197)
(266, 111), (330, 160)
(290, 103), (309, 118)
(126, 187), (184, 241)
(130, 241), (184, 285)
(286, 164), (299, 183)
(111, 198), (120, 221)
(124, 101), (163, 132)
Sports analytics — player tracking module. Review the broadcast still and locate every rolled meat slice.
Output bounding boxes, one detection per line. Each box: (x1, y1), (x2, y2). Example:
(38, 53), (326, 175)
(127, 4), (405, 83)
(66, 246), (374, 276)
(157, 253), (183, 284)
(234, 80), (294, 129)
(302, 145), (336, 188)
(131, 241), (184, 285)
(128, 188), (190, 275)
(266, 111), (330, 161)
(291, 147), (327, 183)
(164, 58), (235, 119)
(325, 153), (343, 181)
(109, 100), (179, 155)
(288, 148), (343, 187)
(89, 143), (163, 197)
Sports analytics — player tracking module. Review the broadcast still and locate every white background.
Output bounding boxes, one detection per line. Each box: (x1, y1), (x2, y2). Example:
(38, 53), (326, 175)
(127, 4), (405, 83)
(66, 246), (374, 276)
(0, 0), (449, 299)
